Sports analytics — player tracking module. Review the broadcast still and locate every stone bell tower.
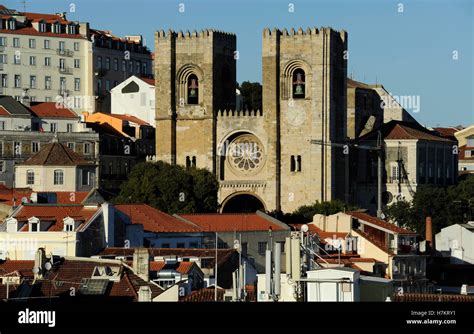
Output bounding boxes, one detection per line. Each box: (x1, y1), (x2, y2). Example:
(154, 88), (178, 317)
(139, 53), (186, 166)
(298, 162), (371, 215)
(154, 29), (236, 173)
(262, 27), (348, 212)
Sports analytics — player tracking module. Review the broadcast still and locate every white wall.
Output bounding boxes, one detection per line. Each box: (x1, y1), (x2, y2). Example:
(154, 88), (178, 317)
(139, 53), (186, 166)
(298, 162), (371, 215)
(111, 76), (155, 126)
(435, 224), (474, 264)
(306, 268), (360, 302)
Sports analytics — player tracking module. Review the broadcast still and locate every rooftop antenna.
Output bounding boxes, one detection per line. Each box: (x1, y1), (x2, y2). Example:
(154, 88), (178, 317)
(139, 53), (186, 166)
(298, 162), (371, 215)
(20, 0), (27, 12)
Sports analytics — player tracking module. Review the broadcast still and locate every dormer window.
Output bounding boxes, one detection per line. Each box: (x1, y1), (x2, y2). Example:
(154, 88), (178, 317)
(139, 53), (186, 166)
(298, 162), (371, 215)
(53, 23), (62, 34)
(28, 217), (40, 232)
(63, 217), (75, 232)
(8, 19), (16, 30)
(67, 24), (76, 35)
(39, 22), (47, 33)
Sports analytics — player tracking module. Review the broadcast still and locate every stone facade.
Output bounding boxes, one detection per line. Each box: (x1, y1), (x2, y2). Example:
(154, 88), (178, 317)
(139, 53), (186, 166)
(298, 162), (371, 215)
(155, 27), (348, 213)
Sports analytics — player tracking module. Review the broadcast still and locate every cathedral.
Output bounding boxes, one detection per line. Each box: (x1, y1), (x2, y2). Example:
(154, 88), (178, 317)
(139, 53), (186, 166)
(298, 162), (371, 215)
(154, 27), (348, 213)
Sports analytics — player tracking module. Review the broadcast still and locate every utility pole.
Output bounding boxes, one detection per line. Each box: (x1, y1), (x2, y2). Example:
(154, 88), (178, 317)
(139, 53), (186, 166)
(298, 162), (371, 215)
(214, 232), (218, 302)
(310, 130), (385, 218)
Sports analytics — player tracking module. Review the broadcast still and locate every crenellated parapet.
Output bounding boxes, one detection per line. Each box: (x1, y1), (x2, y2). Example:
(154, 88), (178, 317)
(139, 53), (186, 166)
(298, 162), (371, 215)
(262, 26), (347, 43)
(217, 109), (263, 117)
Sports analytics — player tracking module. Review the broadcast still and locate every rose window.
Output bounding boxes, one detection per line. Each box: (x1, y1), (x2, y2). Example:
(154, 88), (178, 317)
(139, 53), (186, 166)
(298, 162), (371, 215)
(227, 135), (265, 175)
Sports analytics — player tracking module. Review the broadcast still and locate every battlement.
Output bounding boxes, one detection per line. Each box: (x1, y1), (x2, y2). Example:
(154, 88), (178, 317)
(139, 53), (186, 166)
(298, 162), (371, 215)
(156, 29), (236, 41)
(218, 109), (263, 117)
(262, 26), (347, 42)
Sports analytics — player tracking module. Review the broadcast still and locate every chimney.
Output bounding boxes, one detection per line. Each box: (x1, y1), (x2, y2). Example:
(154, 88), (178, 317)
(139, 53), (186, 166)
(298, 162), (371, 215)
(33, 248), (47, 279)
(133, 248), (149, 282)
(425, 216), (433, 251)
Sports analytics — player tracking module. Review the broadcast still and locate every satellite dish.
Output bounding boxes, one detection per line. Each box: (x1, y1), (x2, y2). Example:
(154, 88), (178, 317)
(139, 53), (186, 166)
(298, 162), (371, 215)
(32, 267), (39, 274)
(21, 197), (28, 204)
(301, 224), (309, 233)
(44, 262), (52, 271)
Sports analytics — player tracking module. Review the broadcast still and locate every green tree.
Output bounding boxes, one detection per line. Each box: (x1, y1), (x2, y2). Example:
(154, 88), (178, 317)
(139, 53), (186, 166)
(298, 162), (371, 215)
(385, 174), (474, 235)
(269, 200), (357, 224)
(114, 161), (218, 214)
(238, 81), (262, 111)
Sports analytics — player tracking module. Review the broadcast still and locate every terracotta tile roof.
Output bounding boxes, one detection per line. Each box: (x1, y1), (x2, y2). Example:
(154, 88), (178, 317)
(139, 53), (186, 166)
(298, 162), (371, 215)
(33, 258), (161, 300)
(316, 257), (377, 264)
(12, 204), (99, 232)
(115, 205), (201, 233)
(29, 102), (78, 119)
(22, 12), (71, 24)
(178, 213), (288, 232)
(0, 188), (89, 207)
(20, 142), (93, 166)
(358, 121), (453, 143)
(108, 114), (150, 126)
(0, 106), (11, 116)
(0, 187), (32, 206)
(290, 223), (349, 240)
(180, 286), (256, 302)
(98, 247), (237, 269)
(348, 211), (416, 235)
(138, 77), (155, 86)
(55, 192), (90, 204)
(387, 124), (451, 142)
(180, 286), (225, 302)
(0, 27), (85, 39)
(0, 260), (34, 277)
(393, 293), (474, 302)
(433, 127), (459, 140)
(149, 261), (195, 274)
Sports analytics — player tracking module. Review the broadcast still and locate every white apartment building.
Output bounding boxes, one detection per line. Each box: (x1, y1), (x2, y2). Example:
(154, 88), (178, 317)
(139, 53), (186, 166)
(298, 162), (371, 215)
(0, 5), (153, 114)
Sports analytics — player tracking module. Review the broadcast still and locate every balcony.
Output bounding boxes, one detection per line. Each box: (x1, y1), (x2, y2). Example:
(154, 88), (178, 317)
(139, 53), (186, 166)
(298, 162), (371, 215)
(58, 89), (70, 96)
(56, 49), (74, 57)
(58, 66), (73, 75)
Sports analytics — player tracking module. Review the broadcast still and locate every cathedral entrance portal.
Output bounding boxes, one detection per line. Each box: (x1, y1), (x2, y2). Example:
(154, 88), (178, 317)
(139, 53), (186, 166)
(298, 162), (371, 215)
(221, 193), (265, 213)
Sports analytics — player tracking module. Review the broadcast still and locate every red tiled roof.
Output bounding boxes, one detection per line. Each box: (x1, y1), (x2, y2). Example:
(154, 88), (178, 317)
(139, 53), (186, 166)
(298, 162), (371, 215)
(0, 106), (11, 116)
(29, 102), (78, 119)
(149, 261), (195, 274)
(348, 211), (416, 235)
(55, 192), (90, 204)
(433, 127), (459, 139)
(0, 189), (89, 207)
(13, 204), (99, 231)
(32, 258), (162, 301)
(0, 260), (34, 277)
(114, 204), (201, 233)
(290, 223), (349, 240)
(0, 187), (32, 206)
(138, 77), (155, 86)
(393, 293), (474, 302)
(180, 286), (256, 302)
(386, 124), (451, 142)
(98, 247), (237, 269)
(20, 142), (93, 166)
(179, 213), (288, 232)
(22, 12), (71, 24)
(109, 114), (150, 126)
(0, 27), (85, 39)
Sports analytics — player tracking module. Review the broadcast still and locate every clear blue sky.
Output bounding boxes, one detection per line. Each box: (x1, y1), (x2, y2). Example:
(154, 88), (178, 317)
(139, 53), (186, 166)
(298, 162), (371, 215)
(7, 0), (473, 127)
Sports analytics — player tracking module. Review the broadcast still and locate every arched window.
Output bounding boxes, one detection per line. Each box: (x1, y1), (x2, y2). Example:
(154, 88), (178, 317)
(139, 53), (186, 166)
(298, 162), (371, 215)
(187, 74), (199, 105)
(292, 69), (305, 98)
(54, 169), (64, 185)
(26, 170), (34, 185)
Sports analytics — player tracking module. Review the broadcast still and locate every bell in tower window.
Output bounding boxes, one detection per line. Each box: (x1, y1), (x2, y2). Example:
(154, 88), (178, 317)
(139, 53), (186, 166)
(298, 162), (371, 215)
(292, 69), (305, 99)
(187, 74), (199, 105)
